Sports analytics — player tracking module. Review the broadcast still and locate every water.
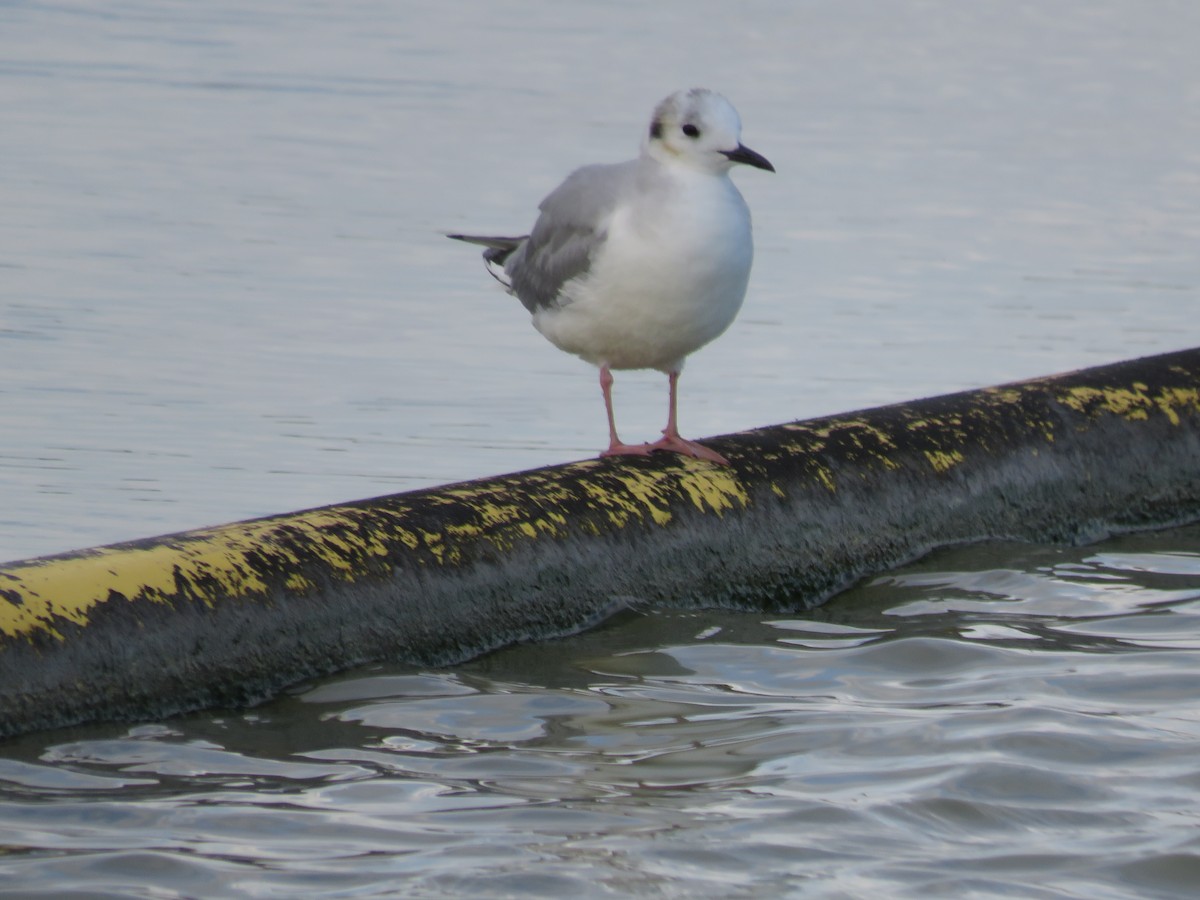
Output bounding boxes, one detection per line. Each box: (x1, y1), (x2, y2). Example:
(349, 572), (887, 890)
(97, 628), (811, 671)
(3, 1), (1200, 896)
(3, 0), (1197, 561)
(2, 526), (1200, 897)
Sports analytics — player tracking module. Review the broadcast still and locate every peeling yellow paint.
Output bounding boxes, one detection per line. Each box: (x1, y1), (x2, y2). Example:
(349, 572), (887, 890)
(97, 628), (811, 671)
(814, 466), (837, 493)
(0, 499), (436, 642)
(982, 387), (1024, 404)
(285, 572), (314, 592)
(1154, 387), (1200, 426)
(1059, 385), (1148, 420)
(1059, 384), (1200, 426)
(925, 449), (965, 473)
(1, 529), (262, 640)
(608, 473), (675, 526)
(420, 530), (448, 565)
(0, 452), (764, 644)
(675, 467), (749, 515)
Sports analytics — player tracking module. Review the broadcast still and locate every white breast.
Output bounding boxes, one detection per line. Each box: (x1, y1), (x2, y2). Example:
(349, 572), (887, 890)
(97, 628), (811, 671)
(532, 169), (753, 373)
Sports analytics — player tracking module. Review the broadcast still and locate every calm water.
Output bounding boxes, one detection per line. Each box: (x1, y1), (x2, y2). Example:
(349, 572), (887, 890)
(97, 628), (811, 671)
(3, 1), (1200, 896)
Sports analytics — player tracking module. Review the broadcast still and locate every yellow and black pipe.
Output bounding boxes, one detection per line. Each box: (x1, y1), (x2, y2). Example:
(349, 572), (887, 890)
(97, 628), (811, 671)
(3, 347), (1200, 738)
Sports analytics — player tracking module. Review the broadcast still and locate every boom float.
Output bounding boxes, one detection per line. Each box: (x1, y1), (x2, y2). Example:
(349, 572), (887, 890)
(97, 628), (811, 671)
(2, 348), (1199, 738)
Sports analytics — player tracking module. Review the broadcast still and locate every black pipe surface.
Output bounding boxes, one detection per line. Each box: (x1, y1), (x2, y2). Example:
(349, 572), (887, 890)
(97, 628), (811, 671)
(2, 348), (1199, 738)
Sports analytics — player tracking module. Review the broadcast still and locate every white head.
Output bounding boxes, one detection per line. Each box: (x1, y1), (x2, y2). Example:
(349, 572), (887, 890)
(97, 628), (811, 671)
(642, 88), (774, 175)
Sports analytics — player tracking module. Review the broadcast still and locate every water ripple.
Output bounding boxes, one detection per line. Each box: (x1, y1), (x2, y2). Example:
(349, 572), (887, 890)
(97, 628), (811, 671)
(5, 526), (1198, 897)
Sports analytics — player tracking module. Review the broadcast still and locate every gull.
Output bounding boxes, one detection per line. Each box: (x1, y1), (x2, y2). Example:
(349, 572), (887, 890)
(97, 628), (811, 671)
(449, 88), (774, 465)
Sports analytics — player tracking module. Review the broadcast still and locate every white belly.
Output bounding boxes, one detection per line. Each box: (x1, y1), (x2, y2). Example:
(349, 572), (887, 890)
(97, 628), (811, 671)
(532, 178), (754, 372)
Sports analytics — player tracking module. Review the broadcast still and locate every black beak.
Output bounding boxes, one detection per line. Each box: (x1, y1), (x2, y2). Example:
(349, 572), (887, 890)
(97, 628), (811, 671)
(722, 143), (775, 172)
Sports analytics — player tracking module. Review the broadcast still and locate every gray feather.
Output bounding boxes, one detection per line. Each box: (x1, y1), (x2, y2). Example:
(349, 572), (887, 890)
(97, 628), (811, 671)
(449, 160), (648, 313)
(505, 160), (642, 313)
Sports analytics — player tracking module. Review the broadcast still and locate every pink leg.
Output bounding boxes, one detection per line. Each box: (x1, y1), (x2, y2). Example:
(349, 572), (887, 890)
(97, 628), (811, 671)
(597, 366), (653, 458)
(646, 370), (730, 465)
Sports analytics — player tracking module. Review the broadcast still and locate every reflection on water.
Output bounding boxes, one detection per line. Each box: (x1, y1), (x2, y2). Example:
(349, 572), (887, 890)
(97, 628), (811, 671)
(2, 526), (1199, 897)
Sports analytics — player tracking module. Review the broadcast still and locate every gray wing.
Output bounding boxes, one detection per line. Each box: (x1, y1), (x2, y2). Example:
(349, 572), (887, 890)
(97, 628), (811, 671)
(505, 159), (639, 313)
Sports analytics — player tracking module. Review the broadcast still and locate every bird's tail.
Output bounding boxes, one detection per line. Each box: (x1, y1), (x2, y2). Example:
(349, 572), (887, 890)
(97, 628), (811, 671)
(447, 233), (527, 289)
(447, 233), (524, 251)
(447, 233), (526, 266)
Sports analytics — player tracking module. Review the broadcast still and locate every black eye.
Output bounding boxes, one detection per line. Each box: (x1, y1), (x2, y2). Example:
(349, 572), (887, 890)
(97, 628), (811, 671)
(681, 123), (700, 138)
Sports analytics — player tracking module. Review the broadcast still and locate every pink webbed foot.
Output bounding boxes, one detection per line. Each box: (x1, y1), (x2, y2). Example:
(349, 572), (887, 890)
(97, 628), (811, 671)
(595, 364), (729, 464)
(600, 440), (655, 458)
(647, 433), (730, 466)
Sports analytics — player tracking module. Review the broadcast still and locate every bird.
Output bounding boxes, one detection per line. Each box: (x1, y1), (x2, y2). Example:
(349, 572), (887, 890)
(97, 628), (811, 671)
(449, 88), (774, 466)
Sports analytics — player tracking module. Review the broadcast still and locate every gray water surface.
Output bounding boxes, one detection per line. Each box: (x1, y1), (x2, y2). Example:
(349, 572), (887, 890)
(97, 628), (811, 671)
(2, 526), (1200, 897)
(3, 2), (1200, 896)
